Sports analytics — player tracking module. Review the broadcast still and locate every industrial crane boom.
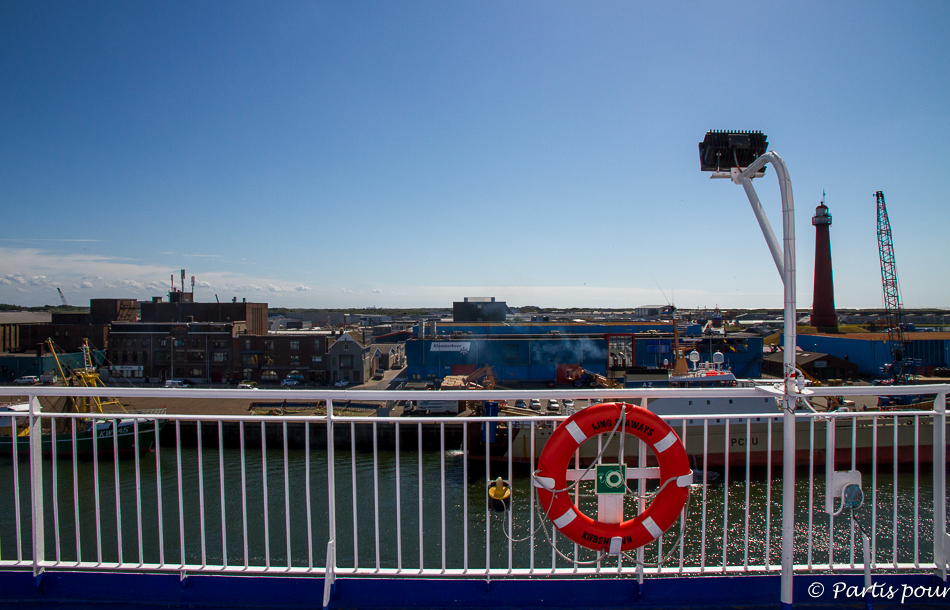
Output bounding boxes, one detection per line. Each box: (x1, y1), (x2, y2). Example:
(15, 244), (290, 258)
(875, 190), (907, 384)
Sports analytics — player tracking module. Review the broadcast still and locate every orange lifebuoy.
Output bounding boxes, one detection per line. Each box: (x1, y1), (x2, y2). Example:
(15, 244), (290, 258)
(534, 402), (691, 554)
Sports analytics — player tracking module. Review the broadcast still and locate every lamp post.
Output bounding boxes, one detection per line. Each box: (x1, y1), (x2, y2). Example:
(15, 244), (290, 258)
(699, 131), (798, 610)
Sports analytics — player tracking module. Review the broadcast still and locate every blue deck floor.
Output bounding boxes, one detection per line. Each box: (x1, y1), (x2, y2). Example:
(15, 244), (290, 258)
(2, 570), (950, 609)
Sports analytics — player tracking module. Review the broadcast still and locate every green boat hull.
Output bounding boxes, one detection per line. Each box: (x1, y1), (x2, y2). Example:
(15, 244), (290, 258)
(0, 419), (165, 458)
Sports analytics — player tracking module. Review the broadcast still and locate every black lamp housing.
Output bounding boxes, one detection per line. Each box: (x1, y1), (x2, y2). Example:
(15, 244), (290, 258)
(698, 131), (768, 173)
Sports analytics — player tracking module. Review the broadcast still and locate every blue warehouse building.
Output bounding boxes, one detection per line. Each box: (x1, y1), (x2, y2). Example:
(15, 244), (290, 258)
(797, 332), (950, 377)
(406, 322), (764, 384)
(413, 321), (704, 337)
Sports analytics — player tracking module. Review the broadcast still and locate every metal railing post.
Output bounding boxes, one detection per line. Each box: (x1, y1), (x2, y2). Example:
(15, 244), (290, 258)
(934, 391), (947, 582)
(324, 397), (337, 605)
(28, 394), (45, 577)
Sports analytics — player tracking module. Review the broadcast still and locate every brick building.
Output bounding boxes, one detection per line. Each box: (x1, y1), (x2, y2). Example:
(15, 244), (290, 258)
(238, 332), (332, 384)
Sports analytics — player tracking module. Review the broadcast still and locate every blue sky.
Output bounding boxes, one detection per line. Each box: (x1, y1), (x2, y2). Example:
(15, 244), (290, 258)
(1, 1), (948, 310)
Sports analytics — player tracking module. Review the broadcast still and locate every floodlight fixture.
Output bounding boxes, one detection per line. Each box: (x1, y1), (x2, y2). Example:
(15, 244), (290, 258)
(698, 130), (768, 175)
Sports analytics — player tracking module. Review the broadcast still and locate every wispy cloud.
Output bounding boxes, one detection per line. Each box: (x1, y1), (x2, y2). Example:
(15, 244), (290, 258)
(0, 239), (104, 243)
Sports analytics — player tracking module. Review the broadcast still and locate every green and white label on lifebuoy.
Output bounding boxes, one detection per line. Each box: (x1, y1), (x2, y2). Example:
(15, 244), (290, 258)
(595, 464), (627, 495)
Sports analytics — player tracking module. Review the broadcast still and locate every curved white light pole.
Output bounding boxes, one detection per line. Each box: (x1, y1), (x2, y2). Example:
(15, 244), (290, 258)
(724, 151), (797, 609)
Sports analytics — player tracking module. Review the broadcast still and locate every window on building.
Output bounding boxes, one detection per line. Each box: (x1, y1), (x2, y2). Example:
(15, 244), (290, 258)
(245, 340), (251, 350)
(264, 355), (274, 366)
(290, 355), (300, 365)
(160, 339), (168, 347)
(213, 352), (228, 362)
(264, 340), (274, 350)
(344, 343), (349, 350)
(190, 368), (202, 377)
(213, 339), (228, 348)
(290, 341), (299, 351)
(504, 343), (519, 361)
(314, 339), (321, 349)
(312, 355), (322, 364)
(174, 340), (184, 347)
(243, 354), (259, 366)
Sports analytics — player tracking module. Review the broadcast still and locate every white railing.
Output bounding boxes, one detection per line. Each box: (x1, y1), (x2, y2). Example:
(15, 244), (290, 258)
(1, 384), (947, 585)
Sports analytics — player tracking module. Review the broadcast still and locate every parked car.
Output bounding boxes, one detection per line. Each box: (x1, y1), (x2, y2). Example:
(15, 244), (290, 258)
(280, 378), (300, 387)
(563, 399), (575, 410)
(529, 399), (542, 411)
(547, 399), (560, 411)
(14, 376), (39, 385)
(514, 399), (527, 409)
(373, 369), (385, 380)
(237, 382), (258, 390)
(164, 379), (194, 388)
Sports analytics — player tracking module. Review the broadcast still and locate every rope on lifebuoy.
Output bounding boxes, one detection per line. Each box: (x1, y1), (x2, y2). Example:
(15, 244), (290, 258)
(532, 402), (692, 555)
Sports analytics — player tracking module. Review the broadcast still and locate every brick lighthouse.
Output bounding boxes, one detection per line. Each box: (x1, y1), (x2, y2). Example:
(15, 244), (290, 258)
(811, 194), (838, 331)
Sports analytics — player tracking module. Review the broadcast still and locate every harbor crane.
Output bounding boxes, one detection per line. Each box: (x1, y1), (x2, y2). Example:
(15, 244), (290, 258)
(56, 287), (69, 307)
(875, 190), (909, 385)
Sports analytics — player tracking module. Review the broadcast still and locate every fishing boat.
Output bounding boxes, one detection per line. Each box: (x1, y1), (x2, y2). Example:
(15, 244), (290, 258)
(0, 339), (165, 458)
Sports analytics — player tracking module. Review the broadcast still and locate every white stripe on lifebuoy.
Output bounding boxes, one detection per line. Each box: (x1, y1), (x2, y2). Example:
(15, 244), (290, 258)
(553, 509), (576, 529)
(653, 431), (677, 453)
(642, 516), (663, 539)
(566, 421), (587, 444)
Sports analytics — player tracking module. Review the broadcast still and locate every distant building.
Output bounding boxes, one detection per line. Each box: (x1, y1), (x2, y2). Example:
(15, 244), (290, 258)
(453, 297), (509, 322)
(797, 332), (950, 377)
(634, 305), (673, 318)
(238, 331), (331, 384)
(327, 332), (373, 385)
(405, 328), (763, 383)
(141, 295), (267, 335)
(763, 350), (858, 382)
(108, 322), (242, 383)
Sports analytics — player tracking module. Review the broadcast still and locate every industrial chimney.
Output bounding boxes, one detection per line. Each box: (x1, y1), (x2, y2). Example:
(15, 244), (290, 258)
(811, 194), (838, 331)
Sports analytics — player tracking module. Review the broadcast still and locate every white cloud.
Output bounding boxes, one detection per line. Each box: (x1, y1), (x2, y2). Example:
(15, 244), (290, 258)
(293, 285), (311, 292)
(267, 284), (284, 292)
(342, 288), (354, 294)
(81, 281), (93, 289)
(372, 289), (382, 294)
